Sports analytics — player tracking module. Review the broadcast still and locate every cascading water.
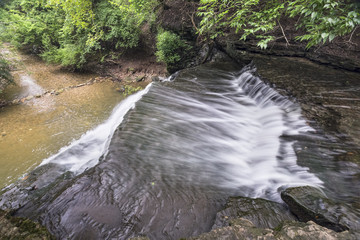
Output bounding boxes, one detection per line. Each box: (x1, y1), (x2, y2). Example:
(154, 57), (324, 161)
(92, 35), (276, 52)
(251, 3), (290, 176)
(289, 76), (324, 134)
(39, 84), (153, 174)
(26, 63), (322, 198)
(0, 63), (326, 239)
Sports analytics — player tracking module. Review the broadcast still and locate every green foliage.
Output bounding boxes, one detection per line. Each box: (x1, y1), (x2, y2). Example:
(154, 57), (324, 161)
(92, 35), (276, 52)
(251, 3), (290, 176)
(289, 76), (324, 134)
(198, 0), (284, 49)
(198, 0), (360, 49)
(95, 1), (141, 50)
(0, 0), (159, 69)
(47, 0), (94, 29)
(0, 0), (64, 50)
(288, 0), (360, 48)
(123, 85), (142, 95)
(155, 30), (191, 66)
(0, 55), (14, 94)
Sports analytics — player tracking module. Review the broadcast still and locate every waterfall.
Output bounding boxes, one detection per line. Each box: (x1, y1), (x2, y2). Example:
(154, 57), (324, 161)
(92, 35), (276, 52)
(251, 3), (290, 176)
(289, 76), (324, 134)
(37, 64), (323, 200)
(39, 83), (153, 174)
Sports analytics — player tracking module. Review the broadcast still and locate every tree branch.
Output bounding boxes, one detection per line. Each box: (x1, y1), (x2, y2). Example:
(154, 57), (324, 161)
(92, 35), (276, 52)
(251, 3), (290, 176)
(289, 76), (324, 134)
(348, 26), (358, 44)
(277, 20), (290, 46)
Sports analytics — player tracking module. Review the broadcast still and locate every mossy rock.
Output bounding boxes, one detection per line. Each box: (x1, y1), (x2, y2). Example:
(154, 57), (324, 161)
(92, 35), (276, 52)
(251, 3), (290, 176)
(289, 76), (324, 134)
(0, 209), (54, 239)
(212, 196), (296, 229)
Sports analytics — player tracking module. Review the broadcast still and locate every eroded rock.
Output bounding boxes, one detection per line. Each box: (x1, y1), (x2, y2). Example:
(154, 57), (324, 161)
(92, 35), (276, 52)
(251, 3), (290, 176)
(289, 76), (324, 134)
(189, 218), (356, 240)
(281, 186), (359, 233)
(213, 196), (296, 229)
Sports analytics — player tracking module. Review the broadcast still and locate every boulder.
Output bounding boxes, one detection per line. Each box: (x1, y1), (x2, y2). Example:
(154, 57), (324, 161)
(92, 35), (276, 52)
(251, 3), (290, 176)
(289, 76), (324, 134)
(190, 218), (356, 240)
(213, 197), (296, 229)
(274, 220), (357, 240)
(281, 186), (359, 233)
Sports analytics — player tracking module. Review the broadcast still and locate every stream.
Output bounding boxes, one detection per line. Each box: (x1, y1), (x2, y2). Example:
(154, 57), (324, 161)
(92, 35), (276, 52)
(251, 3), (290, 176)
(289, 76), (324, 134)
(0, 51), (360, 239)
(0, 47), (127, 189)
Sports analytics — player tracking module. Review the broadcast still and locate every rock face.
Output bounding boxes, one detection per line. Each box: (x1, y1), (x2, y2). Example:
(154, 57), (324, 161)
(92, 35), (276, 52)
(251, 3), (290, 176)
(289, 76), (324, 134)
(275, 221), (357, 240)
(212, 197), (297, 229)
(281, 186), (360, 233)
(0, 210), (53, 240)
(190, 218), (356, 240)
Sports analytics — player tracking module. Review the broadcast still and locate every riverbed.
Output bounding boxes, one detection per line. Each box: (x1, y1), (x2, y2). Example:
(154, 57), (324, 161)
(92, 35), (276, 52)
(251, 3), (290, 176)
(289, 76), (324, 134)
(0, 46), (127, 189)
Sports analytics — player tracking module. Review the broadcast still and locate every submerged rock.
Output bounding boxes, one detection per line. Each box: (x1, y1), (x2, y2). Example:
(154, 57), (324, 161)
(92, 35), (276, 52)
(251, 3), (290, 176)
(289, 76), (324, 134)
(212, 197), (296, 229)
(281, 186), (360, 233)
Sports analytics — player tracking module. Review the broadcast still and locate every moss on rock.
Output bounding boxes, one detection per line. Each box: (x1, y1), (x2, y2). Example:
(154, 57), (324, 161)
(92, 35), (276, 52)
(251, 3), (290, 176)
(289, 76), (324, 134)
(0, 209), (54, 240)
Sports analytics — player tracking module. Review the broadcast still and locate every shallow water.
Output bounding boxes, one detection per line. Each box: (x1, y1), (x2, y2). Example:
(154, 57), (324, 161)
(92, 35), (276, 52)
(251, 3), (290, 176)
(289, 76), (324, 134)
(0, 50), (125, 189)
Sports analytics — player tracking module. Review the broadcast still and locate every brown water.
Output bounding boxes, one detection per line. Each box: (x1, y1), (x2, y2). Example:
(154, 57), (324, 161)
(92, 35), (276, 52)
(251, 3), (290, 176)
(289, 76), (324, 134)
(0, 47), (126, 189)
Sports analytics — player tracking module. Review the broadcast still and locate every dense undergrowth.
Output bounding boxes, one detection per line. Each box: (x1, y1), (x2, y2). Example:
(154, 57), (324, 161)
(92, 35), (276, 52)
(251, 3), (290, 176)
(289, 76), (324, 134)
(0, 0), (359, 70)
(0, 54), (13, 94)
(0, 0), (158, 70)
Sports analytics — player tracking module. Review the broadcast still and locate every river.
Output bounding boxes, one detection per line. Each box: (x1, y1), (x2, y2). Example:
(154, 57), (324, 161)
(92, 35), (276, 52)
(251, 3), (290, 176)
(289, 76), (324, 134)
(0, 50), (359, 239)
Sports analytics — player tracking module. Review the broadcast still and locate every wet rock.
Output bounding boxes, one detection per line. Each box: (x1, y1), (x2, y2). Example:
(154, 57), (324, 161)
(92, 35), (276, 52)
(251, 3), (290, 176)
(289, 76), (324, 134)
(151, 76), (160, 82)
(213, 197), (296, 229)
(127, 67), (136, 74)
(0, 209), (54, 239)
(136, 75), (146, 82)
(54, 88), (64, 95)
(25, 95), (34, 101)
(189, 218), (356, 240)
(12, 99), (20, 104)
(116, 87), (125, 93)
(281, 186), (359, 232)
(191, 218), (275, 240)
(274, 220), (357, 240)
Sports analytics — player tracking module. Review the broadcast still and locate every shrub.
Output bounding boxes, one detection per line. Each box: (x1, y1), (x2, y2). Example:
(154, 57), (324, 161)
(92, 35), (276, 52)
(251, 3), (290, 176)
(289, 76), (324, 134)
(0, 56), (14, 94)
(0, 0), (159, 69)
(155, 30), (191, 66)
